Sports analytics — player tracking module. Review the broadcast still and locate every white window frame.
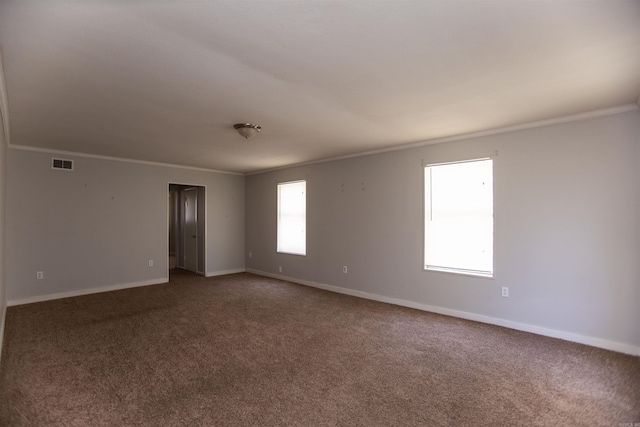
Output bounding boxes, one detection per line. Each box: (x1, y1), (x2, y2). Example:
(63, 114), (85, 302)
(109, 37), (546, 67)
(424, 158), (494, 278)
(277, 180), (307, 256)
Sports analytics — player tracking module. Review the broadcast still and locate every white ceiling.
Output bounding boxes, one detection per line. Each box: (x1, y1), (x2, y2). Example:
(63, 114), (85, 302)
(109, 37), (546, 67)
(0, 0), (638, 174)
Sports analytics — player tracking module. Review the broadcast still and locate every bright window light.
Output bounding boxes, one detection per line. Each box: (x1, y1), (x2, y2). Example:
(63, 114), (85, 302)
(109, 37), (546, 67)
(424, 158), (493, 277)
(277, 180), (306, 256)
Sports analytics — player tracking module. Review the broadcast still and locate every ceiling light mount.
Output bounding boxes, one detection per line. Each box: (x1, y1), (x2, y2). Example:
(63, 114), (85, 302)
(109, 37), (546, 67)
(234, 123), (261, 139)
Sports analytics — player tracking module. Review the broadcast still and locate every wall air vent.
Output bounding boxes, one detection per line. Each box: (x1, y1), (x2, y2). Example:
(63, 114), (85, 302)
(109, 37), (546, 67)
(52, 158), (74, 171)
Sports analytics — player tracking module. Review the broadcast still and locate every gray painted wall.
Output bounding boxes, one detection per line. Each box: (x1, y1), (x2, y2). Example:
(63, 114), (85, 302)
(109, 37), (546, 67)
(6, 149), (245, 302)
(246, 110), (640, 351)
(0, 115), (6, 360)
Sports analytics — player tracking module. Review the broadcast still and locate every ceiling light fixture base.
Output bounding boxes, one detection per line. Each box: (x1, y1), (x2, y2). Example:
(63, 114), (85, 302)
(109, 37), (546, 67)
(234, 123), (262, 139)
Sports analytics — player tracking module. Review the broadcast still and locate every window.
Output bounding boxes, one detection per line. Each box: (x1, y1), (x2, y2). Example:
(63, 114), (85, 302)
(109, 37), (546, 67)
(277, 180), (306, 255)
(424, 158), (493, 277)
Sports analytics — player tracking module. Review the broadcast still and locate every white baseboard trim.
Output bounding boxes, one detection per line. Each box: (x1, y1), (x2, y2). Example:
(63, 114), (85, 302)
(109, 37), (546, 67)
(7, 278), (168, 307)
(246, 269), (640, 356)
(206, 268), (245, 278)
(6, 269), (246, 306)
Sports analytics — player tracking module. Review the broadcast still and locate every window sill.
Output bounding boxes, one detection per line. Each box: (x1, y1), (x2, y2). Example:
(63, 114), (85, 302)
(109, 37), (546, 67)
(277, 251), (306, 257)
(424, 266), (493, 279)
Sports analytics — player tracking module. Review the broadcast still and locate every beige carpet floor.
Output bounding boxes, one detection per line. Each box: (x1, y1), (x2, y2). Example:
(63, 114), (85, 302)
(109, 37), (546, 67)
(0, 271), (638, 426)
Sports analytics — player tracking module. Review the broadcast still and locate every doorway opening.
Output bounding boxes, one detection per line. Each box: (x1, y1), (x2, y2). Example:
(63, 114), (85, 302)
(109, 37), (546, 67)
(169, 184), (205, 275)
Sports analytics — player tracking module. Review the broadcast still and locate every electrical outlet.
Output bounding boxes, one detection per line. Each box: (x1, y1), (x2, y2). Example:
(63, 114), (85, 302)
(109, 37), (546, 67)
(343, 266), (348, 273)
(148, 260), (153, 267)
(36, 271), (44, 280)
(249, 252), (252, 258)
(278, 266), (282, 273)
(501, 287), (509, 297)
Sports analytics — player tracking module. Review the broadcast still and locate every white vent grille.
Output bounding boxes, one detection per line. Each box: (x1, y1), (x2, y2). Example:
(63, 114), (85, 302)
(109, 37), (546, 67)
(52, 158), (73, 171)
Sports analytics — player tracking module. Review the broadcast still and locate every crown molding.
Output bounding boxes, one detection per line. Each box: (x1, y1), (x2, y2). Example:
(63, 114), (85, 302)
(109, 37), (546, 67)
(7, 144), (243, 176)
(247, 104), (640, 176)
